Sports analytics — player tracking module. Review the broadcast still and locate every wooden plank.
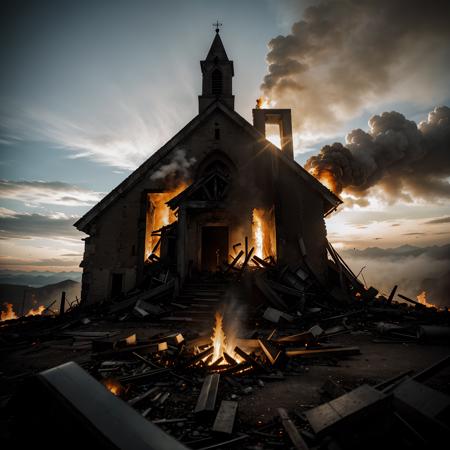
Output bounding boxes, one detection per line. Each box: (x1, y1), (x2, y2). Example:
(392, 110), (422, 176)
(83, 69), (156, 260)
(397, 293), (426, 308)
(225, 250), (244, 273)
(234, 346), (266, 372)
(212, 400), (238, 434)
(285, 346), (360, 358)
(195, 373), (220, 414)
(257, 339), (282, 365)
(304, 385), (389, 437)
(386, 285), (398, 304)
(254, 276), (288, 310)
(274, 325), (323, 344)
(278, 408), (309, 450)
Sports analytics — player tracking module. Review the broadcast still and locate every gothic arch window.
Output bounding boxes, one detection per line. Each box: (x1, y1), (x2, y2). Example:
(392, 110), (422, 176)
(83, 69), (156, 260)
(197, 152), (237, 180)
(211, 69), (223, 95)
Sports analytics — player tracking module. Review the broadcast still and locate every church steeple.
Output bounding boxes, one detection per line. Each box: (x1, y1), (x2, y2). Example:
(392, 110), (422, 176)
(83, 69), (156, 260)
(199, 27), (234, 113)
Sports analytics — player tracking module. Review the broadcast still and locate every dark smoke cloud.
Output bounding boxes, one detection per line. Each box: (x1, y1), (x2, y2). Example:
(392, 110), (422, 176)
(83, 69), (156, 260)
(261, 0), (450, 134)
(304, 106), (450, 202)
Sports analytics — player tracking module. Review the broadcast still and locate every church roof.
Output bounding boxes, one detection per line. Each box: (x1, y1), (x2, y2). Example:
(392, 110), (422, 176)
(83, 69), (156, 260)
(205, 32), (229, 61)
(74, 101), (342, 232)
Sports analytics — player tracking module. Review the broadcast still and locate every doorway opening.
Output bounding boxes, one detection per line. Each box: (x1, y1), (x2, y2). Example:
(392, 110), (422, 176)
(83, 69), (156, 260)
(201, 226), (229, 272)
(111, 273), (123, 298)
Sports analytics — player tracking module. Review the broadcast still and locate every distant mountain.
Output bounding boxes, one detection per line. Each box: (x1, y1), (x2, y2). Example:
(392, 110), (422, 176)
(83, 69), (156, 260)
(0, 279), (81, 315)
(341, 243), (450, 260)
(0, 270), (82, 287)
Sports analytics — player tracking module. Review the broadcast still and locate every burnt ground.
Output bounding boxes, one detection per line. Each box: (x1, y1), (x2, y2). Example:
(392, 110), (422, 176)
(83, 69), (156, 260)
(1, 271), (449, 449)
(1, 318), (450, 449)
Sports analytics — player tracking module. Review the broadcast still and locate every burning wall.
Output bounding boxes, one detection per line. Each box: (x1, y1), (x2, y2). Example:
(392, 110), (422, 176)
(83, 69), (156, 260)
(144, 184), (186, 260)
(252, 207), (277, 261)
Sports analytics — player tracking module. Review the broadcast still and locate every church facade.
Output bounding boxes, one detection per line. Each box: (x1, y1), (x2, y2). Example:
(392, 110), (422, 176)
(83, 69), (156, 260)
(74, 31), (341, 304)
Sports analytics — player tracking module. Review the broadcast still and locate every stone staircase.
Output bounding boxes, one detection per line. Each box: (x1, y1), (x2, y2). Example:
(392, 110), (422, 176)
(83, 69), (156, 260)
(162, 279), (228, 325)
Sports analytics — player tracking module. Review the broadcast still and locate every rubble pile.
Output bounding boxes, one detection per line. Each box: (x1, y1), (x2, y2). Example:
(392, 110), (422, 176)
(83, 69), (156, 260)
(0, 246), (449, 449)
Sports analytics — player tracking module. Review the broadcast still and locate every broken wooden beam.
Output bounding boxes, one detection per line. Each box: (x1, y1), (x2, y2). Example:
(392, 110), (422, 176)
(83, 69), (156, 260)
(234, 346), (266, 372)
(194, 373), (220, 414)
(387, 285), (398, 304)
(59, 291), (66, 316)
(262, 307), (294, 324)
(285, 346), (360, 358)
(240, 246), (255, 271)
(225, 250), (244, 273)
(212, 400), (238, 434)
(254, 275), (288, 310)
(304, 384), (390, 438)
(223, 352), (237, 366)
(397, 293), (426, 308)
(184, 346), (213, 367)
(274, 325), (323, 344)
(252, 255), (274, 268)
(257, 339), (282, 365)
(278, 408), (309, 450)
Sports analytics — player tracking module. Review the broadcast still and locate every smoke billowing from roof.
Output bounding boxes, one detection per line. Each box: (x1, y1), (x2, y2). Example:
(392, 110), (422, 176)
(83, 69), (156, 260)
(261, 0), (450, 136)
(305, 106), (450, 202)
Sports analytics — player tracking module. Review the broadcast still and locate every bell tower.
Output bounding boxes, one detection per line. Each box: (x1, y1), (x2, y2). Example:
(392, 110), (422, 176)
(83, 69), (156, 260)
(199, 24), (234, 113)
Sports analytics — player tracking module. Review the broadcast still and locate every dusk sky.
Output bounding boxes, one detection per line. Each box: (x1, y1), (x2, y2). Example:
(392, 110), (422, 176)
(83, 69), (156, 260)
(0, 1), (449, 302)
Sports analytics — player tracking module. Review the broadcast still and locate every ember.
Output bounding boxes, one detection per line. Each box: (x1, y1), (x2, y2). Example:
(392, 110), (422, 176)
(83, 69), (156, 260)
(102, 378), (123, 396)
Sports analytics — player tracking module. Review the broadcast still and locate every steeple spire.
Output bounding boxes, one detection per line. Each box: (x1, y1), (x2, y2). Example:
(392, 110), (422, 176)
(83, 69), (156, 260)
(199, 26), (234, 113)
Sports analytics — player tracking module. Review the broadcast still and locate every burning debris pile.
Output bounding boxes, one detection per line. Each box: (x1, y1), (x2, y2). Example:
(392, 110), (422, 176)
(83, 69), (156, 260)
(0, 244), (449, 449)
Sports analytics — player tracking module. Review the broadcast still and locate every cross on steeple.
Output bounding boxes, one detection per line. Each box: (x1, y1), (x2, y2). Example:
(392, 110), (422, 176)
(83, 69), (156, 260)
(213, 20), (222, 33)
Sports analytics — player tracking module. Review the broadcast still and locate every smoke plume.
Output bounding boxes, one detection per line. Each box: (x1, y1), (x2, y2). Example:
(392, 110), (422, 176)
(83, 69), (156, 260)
(304, 106), (450, 202)
(150, 149), (196, 183)
(261, 0), (450, 136)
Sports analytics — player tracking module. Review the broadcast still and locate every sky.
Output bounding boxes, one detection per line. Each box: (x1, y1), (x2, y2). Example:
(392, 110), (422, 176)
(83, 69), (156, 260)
(0, 0), (449, 302)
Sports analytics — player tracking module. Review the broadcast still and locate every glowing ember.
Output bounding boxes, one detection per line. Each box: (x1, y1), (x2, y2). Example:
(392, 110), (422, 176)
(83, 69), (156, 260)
(102, 378), (123, 396)
(1, 303), (17, 321)
(416, 291), (437, 309)
(26, 305), (46, 317)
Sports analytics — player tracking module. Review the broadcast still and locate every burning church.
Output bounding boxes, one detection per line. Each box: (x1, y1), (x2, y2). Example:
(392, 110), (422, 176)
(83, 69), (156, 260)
(74, 30), (341, 304)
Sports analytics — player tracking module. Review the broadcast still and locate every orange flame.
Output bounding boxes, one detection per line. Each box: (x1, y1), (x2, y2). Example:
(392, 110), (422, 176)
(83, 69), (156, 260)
(315, 169), (338, 193)
(256, 96), (272, 109)
(211, 312), (227, 363)
(1, 303), (17, 321)
(26, 305), (46, 316)
(416, 291), (437, 309)
(252, 208), (277, 261)
(146, 183), (187, 259)
(102, 378), (123, 396)
(206, 312), (243, 367)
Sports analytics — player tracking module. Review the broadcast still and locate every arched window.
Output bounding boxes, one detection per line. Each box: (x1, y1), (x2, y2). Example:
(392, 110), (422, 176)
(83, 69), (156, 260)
(211, 69), (223, 95)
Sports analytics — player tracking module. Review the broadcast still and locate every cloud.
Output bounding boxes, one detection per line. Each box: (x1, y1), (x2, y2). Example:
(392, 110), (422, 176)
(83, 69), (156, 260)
(341, 244), (450, 306)
(0, 257), (81, 268)
(261, 0), (450, 136)
(0, 84), (189, 170)
(0, 180), (103, 206)
(0, 210), (81, 240)
(305, 106), (450, 203)
(425, 216), (450, 225)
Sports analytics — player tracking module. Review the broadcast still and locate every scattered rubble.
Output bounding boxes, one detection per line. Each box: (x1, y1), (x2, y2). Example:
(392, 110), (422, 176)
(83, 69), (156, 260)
(0, 244), (449, 449)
